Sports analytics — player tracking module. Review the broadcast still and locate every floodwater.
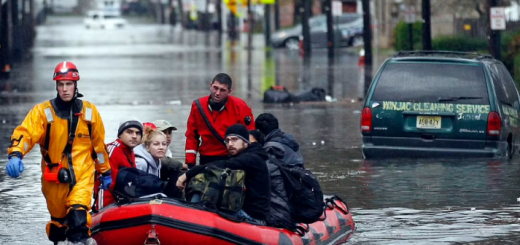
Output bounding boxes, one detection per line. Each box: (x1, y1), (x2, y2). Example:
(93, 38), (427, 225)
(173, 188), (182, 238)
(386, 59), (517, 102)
(1, 16), (520, 244)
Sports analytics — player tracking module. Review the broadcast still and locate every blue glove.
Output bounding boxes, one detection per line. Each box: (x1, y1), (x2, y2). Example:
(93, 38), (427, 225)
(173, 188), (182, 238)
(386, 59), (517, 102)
(6, 152), (24, 178)
(100, 171), (112, 190)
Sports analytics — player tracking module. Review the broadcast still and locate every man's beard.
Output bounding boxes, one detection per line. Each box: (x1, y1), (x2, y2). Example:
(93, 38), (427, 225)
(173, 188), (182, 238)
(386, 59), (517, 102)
(228, 146), (244, 156)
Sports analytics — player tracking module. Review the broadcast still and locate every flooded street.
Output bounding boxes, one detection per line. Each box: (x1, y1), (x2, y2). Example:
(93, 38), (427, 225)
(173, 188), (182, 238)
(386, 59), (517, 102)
(1, 16), (520, 244)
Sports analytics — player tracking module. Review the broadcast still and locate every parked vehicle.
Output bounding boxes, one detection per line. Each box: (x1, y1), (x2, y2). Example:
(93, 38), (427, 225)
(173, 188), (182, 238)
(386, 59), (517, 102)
(84, 11), (127, 29)
(361, 51), (520, 159)
(271, 14), (362, 49)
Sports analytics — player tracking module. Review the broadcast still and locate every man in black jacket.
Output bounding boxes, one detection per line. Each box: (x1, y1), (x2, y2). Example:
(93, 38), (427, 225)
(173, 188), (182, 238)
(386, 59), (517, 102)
(255, 113), (304, 167)
(255, 113), (302, 228)
(176, 124), (271, 224)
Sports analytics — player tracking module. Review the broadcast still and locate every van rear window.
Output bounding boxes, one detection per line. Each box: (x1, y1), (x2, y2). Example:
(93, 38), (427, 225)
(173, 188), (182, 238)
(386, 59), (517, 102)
(371, 62), (489, 104)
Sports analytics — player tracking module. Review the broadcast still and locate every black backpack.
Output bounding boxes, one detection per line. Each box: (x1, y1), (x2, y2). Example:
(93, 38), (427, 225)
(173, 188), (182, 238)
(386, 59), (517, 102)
(269, 157), (324, 224)
(263, 86), (299, 104)
(113, 167), (166, 200)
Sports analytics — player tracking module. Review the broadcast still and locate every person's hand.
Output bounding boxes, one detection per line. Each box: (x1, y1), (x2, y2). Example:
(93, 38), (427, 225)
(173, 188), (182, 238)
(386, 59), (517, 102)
(176, 174), (187, 189)
(186, 153), (196, 169)
(182, 163), (188, 170)
(100, 171), (112, 190)
(6, 152), (24, 178)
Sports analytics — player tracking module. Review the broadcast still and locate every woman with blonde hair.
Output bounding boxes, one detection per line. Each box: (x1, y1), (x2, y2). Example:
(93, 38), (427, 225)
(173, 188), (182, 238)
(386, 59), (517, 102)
(134, 125), (167, 177)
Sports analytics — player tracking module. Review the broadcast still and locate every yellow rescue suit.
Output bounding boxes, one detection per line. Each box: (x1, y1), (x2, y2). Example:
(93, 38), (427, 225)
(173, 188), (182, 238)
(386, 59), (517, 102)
(8, 99), (110, 242)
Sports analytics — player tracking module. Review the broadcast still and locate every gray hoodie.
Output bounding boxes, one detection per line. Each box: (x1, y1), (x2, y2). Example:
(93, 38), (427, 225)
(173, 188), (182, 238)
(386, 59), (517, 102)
(264, 129), (304, 167)
(134, 144), (162, 177)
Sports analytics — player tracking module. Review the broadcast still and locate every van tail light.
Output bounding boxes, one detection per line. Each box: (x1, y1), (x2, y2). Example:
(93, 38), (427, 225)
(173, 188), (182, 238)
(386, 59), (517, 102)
(487, 112), (501, 136)
(361, 107), (372, 132)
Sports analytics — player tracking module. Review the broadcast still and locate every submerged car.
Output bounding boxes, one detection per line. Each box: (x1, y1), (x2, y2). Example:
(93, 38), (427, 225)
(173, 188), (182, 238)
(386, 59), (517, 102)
(271, 14), (362, 49)
(361, 51), (520, 159)
(84, 11), (127, 29)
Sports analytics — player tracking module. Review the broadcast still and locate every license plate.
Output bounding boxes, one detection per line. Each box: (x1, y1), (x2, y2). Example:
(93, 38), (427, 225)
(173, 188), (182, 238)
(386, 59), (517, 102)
(417, 116), (441, 129)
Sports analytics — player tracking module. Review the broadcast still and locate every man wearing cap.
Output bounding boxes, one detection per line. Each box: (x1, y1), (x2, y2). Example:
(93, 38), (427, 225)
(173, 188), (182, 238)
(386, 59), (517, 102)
(177, 124), (271, 224)
(94, 118), (143, 210)
(185, 73), (255, 168)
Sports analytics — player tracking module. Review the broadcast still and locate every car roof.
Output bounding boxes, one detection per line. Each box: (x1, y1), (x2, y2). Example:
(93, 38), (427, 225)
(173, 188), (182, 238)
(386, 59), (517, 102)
(390, 51), (495, 64)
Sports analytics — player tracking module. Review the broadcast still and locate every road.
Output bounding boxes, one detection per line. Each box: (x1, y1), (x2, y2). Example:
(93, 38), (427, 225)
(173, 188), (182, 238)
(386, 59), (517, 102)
(0, 15), (519, 245)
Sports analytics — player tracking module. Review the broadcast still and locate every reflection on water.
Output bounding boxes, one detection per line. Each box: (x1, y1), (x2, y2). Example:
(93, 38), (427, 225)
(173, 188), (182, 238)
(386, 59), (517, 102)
(351, 206), (520, 245)
(1, 16), (520, 244)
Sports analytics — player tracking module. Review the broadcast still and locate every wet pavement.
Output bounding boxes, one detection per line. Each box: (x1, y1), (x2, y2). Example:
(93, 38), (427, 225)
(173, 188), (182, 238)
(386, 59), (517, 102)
(1, 16), (520, 244)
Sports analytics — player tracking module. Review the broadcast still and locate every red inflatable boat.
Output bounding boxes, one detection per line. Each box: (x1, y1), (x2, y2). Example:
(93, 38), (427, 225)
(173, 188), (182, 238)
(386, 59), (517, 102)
(91, 195), (355, 245)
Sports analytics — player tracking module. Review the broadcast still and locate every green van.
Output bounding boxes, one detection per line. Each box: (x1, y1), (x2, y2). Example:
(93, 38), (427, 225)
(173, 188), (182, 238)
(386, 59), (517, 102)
(361, 51), (520, 159)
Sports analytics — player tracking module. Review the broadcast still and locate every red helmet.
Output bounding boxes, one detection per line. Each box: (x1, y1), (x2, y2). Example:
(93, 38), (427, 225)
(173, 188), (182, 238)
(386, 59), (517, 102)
(53, 61), (80, 81)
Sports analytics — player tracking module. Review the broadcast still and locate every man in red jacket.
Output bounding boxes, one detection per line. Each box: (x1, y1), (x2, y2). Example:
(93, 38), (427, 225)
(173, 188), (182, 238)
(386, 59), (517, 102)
(185, 73), (255, 168)
(94, 118), (143, 210)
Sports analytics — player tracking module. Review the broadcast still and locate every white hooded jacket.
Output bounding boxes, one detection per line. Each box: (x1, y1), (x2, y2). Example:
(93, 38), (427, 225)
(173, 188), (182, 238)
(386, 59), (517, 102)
(134, 144), (162, 177)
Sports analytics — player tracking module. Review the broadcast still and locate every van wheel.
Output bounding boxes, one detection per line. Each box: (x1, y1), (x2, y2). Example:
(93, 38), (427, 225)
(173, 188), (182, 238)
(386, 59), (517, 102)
(506, 140), (513, 160)
(284, 38), (299, 50)
(350, 36), (364, 47)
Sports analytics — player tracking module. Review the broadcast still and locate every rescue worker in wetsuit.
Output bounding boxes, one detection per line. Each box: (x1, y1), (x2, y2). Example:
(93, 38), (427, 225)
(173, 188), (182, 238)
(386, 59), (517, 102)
(185, 73), (255, 168)
(5, 61), (112, 245)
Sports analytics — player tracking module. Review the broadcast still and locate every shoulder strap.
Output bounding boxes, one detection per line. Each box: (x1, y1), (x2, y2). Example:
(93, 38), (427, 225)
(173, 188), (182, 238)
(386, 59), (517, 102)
(195, 99), (226, 146)
(43, 100), (54, 164)
(268, 156), (286, 169)
(63, 106), (81, 154)
(84, 101), (97, 160)
(59, 100), (83, 191)
(135, 155), (151, 173)
(123, 152), (136, 168)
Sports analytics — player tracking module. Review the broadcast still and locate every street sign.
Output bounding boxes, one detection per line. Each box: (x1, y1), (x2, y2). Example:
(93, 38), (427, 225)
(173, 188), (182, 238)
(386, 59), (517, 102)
(490, 7), (506, 30)
(404, 5), (416, 23)
(332, 1), (342, 16)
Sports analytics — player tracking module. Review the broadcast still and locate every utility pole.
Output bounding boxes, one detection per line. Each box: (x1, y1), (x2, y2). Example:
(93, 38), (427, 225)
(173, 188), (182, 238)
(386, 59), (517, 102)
(204, 0), (210, 30)
(0, 1), (4, 79)
(11, 0), (20, 61)
(408, 22), (413, 50)
(21, 0), (26, 59)
(216, 0), (222, 34)
(247, 0), (254, 50)
(177, 0), (184, 27)
(362, 0), (372, 67)
(274, 0), (280, 30)
(325, 0), (334, 57)
(489, 0), (501, 60)
(362, 0), (372, 95)
(29, 0), (35, 28)
(1, 0), (13, 79)
(302, 0), (311, 54)
(228, 12), (238, 40)
(265, 4), (272, 47)
(160, 1), (165, 24)
(422, 0), (431, 50)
